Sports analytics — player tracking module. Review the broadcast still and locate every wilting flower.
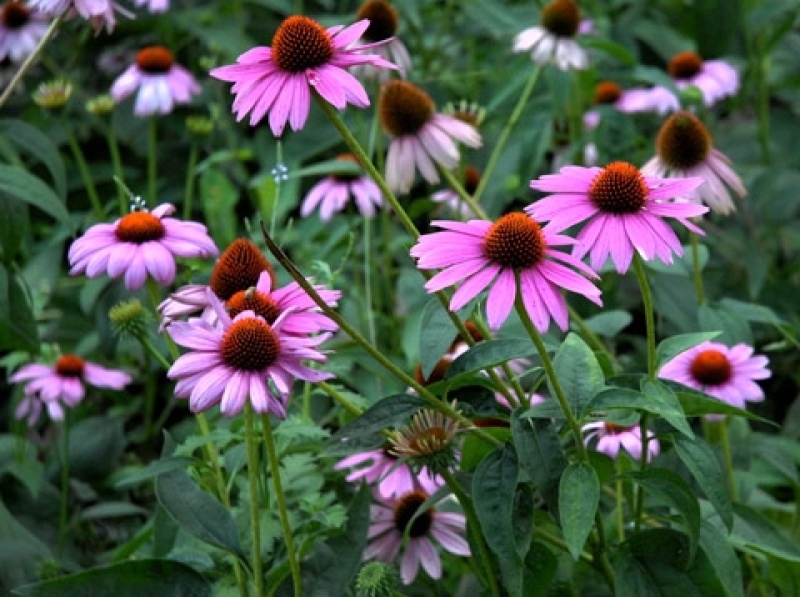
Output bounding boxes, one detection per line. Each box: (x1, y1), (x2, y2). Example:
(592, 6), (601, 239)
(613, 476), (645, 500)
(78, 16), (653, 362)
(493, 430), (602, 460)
(167, 290), (332, 418)
(667, 51), (739, 107)
(583, 421), (660, 461)
(430, 166), (481, 218)
(133, 0), (167, 13)
(353, 0), (411, 80)
(528, 162), (707, 273)
(111, 46), (200, 116)
(411, 214), (602, 331)
(642, 111), (746, 215)
(336, 448), (440, 499)
(68, 203), (218, 291)
(10, 354), (132, 422)
(27, 0), (125, 33)
(0, 2), (49, 63)
(387, 407), (463, 473)
(301, 154), (383, 220)
(513, 0), (588, 71)
(211, 16), (396, 136)
(658, 341), (770, 420)
(365, 489), (470, 584)
(379, 80), (481, 194)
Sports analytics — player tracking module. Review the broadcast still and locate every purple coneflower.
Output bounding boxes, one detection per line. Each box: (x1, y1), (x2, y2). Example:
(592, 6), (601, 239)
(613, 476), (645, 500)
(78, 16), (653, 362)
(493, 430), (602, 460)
(379, 80), (481, 194)
(211, 16), (396, 136)
(68, 203), (218, 291)
(668, 51), (739, 107)
(642, 111), (745, 215)
(0, 2), (49, 63)
(658, 341), (770, 421)
(301, 154), (383, 221)
(167, 290), (332, 418)
(365, 489), (470, 584)
(583, 422), (660, 461)
(410, 213), (602, 331)
(336, 449), (440, 499)
(513, 0), (588, 71)
(528, 162), (707, 273)
(133, 0), (167, 13)
(111, 46), (200, 116)
(27, 0), (124, 33)
(353, 0), (411, 80)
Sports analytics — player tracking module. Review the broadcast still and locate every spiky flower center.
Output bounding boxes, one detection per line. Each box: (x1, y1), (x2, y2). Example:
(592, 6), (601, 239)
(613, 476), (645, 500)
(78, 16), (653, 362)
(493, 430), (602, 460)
(227, 288), (281, 324)
(135, 46), (174, 74)
(656, 111), (712, 169)
(393, 490), (433, 537)
(589, 162), (649, 214)
(55, 354), (85, 378)
(541, 0), (581, 38)
(483, 212), (546, 269)
(379, 80), (434, 137)
(357, 0), (398, 42)
(668, 51), (703, 80)
(221, 318), (281, 372)
(408, 427), (449, 455)
(332, 153), (361, 183)
(604, 422), (634, 434)
(2, 2), (30, 28)
(463, 166), (481, 195)
(210, 239), (275, 301)
(115, 211), (166, 243)
(690, 349), (732, 386)
(271, 16), (334, 73)
(594, 81), (622, 104)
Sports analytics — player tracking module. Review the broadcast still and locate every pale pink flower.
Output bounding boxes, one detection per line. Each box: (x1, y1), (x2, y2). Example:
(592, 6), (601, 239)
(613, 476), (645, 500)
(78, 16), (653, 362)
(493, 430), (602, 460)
(210, 16), (396, 137)
(668, 51), (739, 107)
(133, 0), (167, 13)
(15, 394), (64, 426)
(658, 341), (770, 421)
(513, 0), (589, 70)
(336, 449), (440, 499)
(27, 0), (125, 33)
(583, 81), (668, 129)
(410, 213), (602, 331)
(301, 154), (382, 221)
(68, 203), (219, 291)
(353, 0), (411, 81)
(0, 2), (50, 63)
(366, 489), (470, 584)
(583, 422), (660, 461)
(167, 290), (332, 418)
(528, 162), (707, 273)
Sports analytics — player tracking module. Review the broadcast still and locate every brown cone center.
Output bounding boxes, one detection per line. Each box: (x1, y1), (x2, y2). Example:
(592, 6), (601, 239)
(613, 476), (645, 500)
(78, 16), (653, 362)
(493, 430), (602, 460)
(668, 51), (703, 80)
(2, 2), (30, 28)
(594, 81), (622, 105)
(115, 212), (166, 243)
(55, 354), (85, 378)
(541, 0), (581, 38)
(656, 111), (712, 169)
(690, 349), (732, 386)
(271, 16), (334, 73)
(135, 46), (174, 74)
(227, 288), (282, 324)
(588, 162), (649, 214)
(379, 80), (434, 137)
(210, 239), (275, 301)
(356, 0), (398, 42)
(483, 213), (546, 269)
(393, 490), (434, 538)
(220, 318), (281, 372)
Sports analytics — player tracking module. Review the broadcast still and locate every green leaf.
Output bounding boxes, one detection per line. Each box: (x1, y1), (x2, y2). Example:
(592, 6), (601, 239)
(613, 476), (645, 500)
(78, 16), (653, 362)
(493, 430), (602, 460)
(640, 378), (694, 439)
(673, 436), (733, 530)
(79, 502), (149, 520)
(200, 168), (238, 249)
(699, 521), (744, 597)
(674, 387), (774, 423)
(113, 456), (200, 489)
(11, 559), (212, 597)
(559, 462), (599, 561)
(583, 37), (636, 65)
(67, 416), (126, 481)
(579, 310), (632, 338)
(522, 542), (558, 596)
(511, 409), (567, 515)
(0, 119), (66, 199)
(0, 195), (27, 262)
(460, 427), (512, 472)
(550, 333), (605, 416)
(0, 500), (51, 594)
(655, 332), (720, 370)
(290, 159), (361, 179)
(720, 503), (800, 563)
(697, 303), (753, 346)
(0, 272), (38, 352)
(0, 165), (69, 224)
(155, 469), (246, 564)
(418, 298), (459, 379)
(445, 338), (535, 380)
(473, 444), (523, 597)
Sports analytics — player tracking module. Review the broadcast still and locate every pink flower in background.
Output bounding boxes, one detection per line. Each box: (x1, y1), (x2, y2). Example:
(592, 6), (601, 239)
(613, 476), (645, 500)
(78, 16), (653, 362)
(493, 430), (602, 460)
(668, 51), (739, 106)
(528, 162), (707, 273)
(411, 214), (602, 331)
(353, 0), (411, 80)
(167, 290), (332, 418)
(379, 80), (481, 194)
(27, 0), (124, 33)
(301, 154), (383, 220)
(68, 203), (218, 291)
(430, 166), (482, 218)
(0, 2), (50, 63)
(133, 0), (167, 13)
(658, 341), (770, 420)
(583, 422), (660, 461)
(335, 448), (440, 499)
(513, 0), (588, 70)
(365, 489), (470, 584)
(211, 16), (397, 136)
(111, 46), (200, 116)
(14, 394), (64, 426)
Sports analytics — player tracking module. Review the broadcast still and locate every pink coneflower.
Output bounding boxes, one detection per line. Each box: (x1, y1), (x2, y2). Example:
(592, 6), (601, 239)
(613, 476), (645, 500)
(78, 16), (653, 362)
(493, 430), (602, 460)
(410, 213), (602, 331)
(301, 154), (383, 220)
(14, 394), (64, 426)
(365, 489), (470, 584)
(658, 341), (770, 421)
(0, 2), (49, 63)
(354, 0), (411, 80)
(210, 16), (396, 137)
(528, 162), (708, 273)
(9, 354), (132, 420)
(430, 166), (481, 218)
(642, 111), (746, 215)
(668, 51), (739, 107)
(513, 0), (588, 71)
(167, 290), (332, 417)
(379, 80), (481, 194)
(336, 448), (440, 499)
(583, 81), (663, 129)
(111, 46), (200, 116)
(133, 0), (167, 13)
(68, 203), (218, 291)
(583, 421), (660, 461)
(27, 0), (124, 33)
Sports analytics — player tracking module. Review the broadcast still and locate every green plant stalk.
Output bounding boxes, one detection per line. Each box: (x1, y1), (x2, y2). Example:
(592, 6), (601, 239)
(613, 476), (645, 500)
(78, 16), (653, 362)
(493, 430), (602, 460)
(533, 526), (593, 564)
(362, 216), (381, 397)
(439, 468), (500, 597)
(472, 66), (542, 205)
(105, 123), (127, 215)
(718, 418), (738, 501)
(57, 410), (71, 559)
(469, 318), (527, 409)
(148, 118), (158, 205)
(438, 166), (488, 220)
(261, 414), (303, 596)
(244, 405), (264, 596)
(690, 233), (705, 305)
(615, 476), (625, 543)
(317, 381), (363, 417)
(183, 144), (199, 219)
(64, 127), (105, 220)
(0, 16), (62, 108)
(568, 305), (617, 369)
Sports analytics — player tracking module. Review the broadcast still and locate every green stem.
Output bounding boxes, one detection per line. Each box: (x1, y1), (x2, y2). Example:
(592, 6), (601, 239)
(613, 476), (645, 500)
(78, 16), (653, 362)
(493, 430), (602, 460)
(533, 527), (592, 563)
(183, 144), (199, 220)
(438, 166), (488, 220)
(690, 233), (705, 305)
(244, 405), (264, 597)
(718, 418), (738, 501)
(106, 124), (127, 215)
(261, 414), (302, 596)
(615, 476), (625, 543)
(439, 468), (500, 597)
(64, 127), (105, 220)
(316, 381), (363, 417)
(0, 16), (62, 108)
(472, 66), (542, 205)
(632, 256), (656, 379)
(568, 305), (617, 370)
(57, 410), (70, 559)
(148, 118), (158, 205)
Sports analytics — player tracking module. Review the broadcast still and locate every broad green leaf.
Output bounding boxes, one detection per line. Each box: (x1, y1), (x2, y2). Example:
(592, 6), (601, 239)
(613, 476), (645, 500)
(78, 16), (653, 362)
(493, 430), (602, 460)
(523, 542), (558, 596)
(720, 504), (800, 563)
(583, 37), (636, 65)
(67, 416), (125, 481)
(655, 332), (720, 370)
(640, 378), (694, 439)
(11, 559), (212, 597)
(418, 297), (459, 379)
(550, 333), (605, 416)
(0, 195), (27, 262)
(674, 387), (773, 423)
(0, 434), (43, 498)
(0, 500), (51, 594)
(511, 409), (567, 515)
(719, 298), (785, 326)
(579, 310), (632, 338)
(460, 427), (512, 472)
(0, 119), (66, 199)
(200, 168), (238, 249)
(512, 483), (535, 558)
(0, 272), (38, 352)
(79, 502), (149, 520)
(0, 165), (69, 224)
(558, 462), (599, 561)
(673, 436), (733, 530)
(155, 469), (246, 564)
(699, 521), (744, 597)
(698, 303), (753, 346)
(473, 444), (523, 597)
(113, 456), (199, 489)
(446, 338), (535, 380)
(289, 159), (360, 179)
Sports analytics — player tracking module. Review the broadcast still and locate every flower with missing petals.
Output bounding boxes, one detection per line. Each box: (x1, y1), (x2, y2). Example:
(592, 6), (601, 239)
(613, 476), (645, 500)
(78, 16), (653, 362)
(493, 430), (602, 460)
(28, 0), (126, 33)
(211, 16), (397, 136)
(301, 154), (383, 220)
(0, 2), (50, 63)
(513, 0), (588, 70)
(583, 422), (660, 461)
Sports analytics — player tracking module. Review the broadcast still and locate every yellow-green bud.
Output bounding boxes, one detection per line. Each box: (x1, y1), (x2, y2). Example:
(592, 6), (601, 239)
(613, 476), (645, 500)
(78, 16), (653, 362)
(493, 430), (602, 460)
(32, 80), (72, 110)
